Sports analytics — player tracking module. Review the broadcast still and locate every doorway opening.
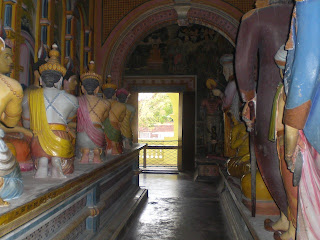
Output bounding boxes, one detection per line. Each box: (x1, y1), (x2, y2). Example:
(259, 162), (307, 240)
(138, 92), (180, 172)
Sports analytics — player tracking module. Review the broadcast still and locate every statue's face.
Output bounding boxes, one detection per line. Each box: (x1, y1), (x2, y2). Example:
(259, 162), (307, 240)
(222, 64), (233, 81)
(0, 48), (13, 74)
(255, 0), (269, 8)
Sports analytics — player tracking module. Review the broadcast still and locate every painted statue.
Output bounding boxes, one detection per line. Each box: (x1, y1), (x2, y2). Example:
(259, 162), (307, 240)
(22, 44), (78, 178)
(220, 54), (237, 111)
(77, 61), (110, 163)
(265, 45), (298, 240)
(0, 30), (33, 172)
(200, 79), (223, 155)
(102, 75), (126, 155)
(219, 54), (239, 157)
(282, 2), (320, 239)
(117, 88), (136, 150)
(227, 113), (250, 178)
(235, 0), (293, 233)
(0, 37), (24, 206)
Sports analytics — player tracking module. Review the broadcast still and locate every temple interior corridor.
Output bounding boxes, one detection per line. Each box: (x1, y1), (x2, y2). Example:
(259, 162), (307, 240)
(120, 173), (229, 240)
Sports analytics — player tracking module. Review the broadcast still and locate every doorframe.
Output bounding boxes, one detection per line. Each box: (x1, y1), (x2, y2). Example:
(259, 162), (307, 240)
(124, 75), (196, 172)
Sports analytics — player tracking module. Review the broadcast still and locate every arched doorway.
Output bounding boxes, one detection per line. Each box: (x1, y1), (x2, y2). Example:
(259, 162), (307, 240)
(95, 0), (240, 170)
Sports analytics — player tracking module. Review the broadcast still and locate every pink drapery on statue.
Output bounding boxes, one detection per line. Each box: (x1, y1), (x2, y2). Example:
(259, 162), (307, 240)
(297, 130), (320, 240)
(77, 96), (105, 148)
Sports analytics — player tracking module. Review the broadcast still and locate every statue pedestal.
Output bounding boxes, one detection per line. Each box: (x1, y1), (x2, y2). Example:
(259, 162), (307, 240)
(0, 144), (147, 240)
(219, 170), (279, 240)
(194, 155), (227, 182)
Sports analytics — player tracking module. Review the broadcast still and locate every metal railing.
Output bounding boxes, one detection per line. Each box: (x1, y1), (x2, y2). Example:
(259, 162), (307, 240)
(138, 140), (179, 167)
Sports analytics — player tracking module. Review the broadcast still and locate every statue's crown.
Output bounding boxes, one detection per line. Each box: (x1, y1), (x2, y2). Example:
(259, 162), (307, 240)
(80, 61), (102, 86)
(102, 75), (117, 90)
(39, 44), (66, 75)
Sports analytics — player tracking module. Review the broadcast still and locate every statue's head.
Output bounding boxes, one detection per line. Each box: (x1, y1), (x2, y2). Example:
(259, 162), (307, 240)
(0, 37), (13, 74)
(116, 88), (130, 103)
(40, 70), (63, 88)
(82, 78), (99, 95)
(80, 61), (102, 95)
(64, 75), (78, 94)
(102, 74), (117, 99)
(39, 44), (66, 88)
(103, 88), (116, 99)
(220, 54), (234, 82)
(274, 45), (287, 79)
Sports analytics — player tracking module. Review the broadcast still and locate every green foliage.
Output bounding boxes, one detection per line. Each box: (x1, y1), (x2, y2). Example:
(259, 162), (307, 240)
(139, 93), (173, 128)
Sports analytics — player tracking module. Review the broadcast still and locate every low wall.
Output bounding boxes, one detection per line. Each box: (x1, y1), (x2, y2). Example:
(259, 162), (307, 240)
(0, 144), (148, 240)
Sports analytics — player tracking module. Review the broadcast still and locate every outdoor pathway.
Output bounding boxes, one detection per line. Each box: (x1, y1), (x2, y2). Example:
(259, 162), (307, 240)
(120, 173), (229, 240)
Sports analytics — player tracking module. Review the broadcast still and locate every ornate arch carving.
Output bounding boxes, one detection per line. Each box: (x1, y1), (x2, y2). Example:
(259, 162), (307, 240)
(99, 1), (241, 86)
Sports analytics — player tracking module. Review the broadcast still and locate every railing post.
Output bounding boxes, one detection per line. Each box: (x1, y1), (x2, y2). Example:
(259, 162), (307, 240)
(143, 144), (147, 168)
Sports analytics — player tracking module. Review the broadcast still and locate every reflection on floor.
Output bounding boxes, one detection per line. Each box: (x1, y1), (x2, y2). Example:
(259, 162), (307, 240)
(120, 173), (229, 240)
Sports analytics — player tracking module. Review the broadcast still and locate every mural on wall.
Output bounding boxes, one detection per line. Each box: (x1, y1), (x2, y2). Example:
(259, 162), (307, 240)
(125, 24), (235, 156)
(125, 24), (233, 87)
(125, 24), (234, 106)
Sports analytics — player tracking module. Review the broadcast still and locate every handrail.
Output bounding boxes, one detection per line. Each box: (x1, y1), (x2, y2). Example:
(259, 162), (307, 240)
(140, 143), (180, 168)
(146, 145), (180, 149)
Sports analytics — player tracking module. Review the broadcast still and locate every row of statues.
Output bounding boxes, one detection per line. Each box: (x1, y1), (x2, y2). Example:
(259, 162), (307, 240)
(0, 41), (135, 206)
(201, 0), (319, 239)
(232, 0), (320, 239)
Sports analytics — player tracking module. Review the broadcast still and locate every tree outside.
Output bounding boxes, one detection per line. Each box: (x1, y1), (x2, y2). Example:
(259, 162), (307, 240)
(139, 93), (173, 128)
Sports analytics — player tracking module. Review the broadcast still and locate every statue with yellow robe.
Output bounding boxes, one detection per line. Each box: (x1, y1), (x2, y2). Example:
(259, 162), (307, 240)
(22, 44), (78, 178)
(0, 37), (24, 206)
(117, 88), (135, 150)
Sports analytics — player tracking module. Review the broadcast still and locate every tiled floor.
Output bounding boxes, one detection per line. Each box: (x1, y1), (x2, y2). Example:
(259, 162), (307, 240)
(120, 173), (229, 240)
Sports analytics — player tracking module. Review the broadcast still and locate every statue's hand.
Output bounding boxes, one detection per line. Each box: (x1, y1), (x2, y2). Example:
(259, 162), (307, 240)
(284, 125), (300, 173)
(285, 153), (294, 172)
(242, 99), (256, 131)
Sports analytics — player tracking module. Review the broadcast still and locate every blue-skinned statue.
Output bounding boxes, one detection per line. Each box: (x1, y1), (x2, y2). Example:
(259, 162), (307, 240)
(283, 1), (320, 239)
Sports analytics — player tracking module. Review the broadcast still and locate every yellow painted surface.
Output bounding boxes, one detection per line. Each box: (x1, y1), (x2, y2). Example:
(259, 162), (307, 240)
(241, 171), (273, 200)
(166, 93), (179, 141)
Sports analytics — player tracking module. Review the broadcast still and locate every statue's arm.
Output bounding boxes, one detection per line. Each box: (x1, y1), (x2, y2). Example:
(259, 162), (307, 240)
(119, 106), (127, 123)
(235, 15), (259, 103)
(200, 100), (207, 120)
(231, 126), (248, 149)
(21, 94), (31, 129)
(283, 3), (320, 168)
(102, 101), (111, 120)
(284, 5), (320, 131)
(1, 87), (23, 127)
(67, 96), (79, 123)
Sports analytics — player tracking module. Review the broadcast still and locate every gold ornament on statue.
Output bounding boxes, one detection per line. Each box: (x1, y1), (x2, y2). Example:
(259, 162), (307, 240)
(80, 61), (102, 86)
(39, 44), (66, 76)
(102, 75), (117, 90)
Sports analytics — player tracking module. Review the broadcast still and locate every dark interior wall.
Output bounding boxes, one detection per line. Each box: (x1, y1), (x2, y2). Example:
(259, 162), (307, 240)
(182, 92), (196, 171)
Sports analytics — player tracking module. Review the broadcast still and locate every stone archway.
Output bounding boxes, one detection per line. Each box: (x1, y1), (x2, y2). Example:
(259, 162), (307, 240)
(95, 0), (241, 86)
